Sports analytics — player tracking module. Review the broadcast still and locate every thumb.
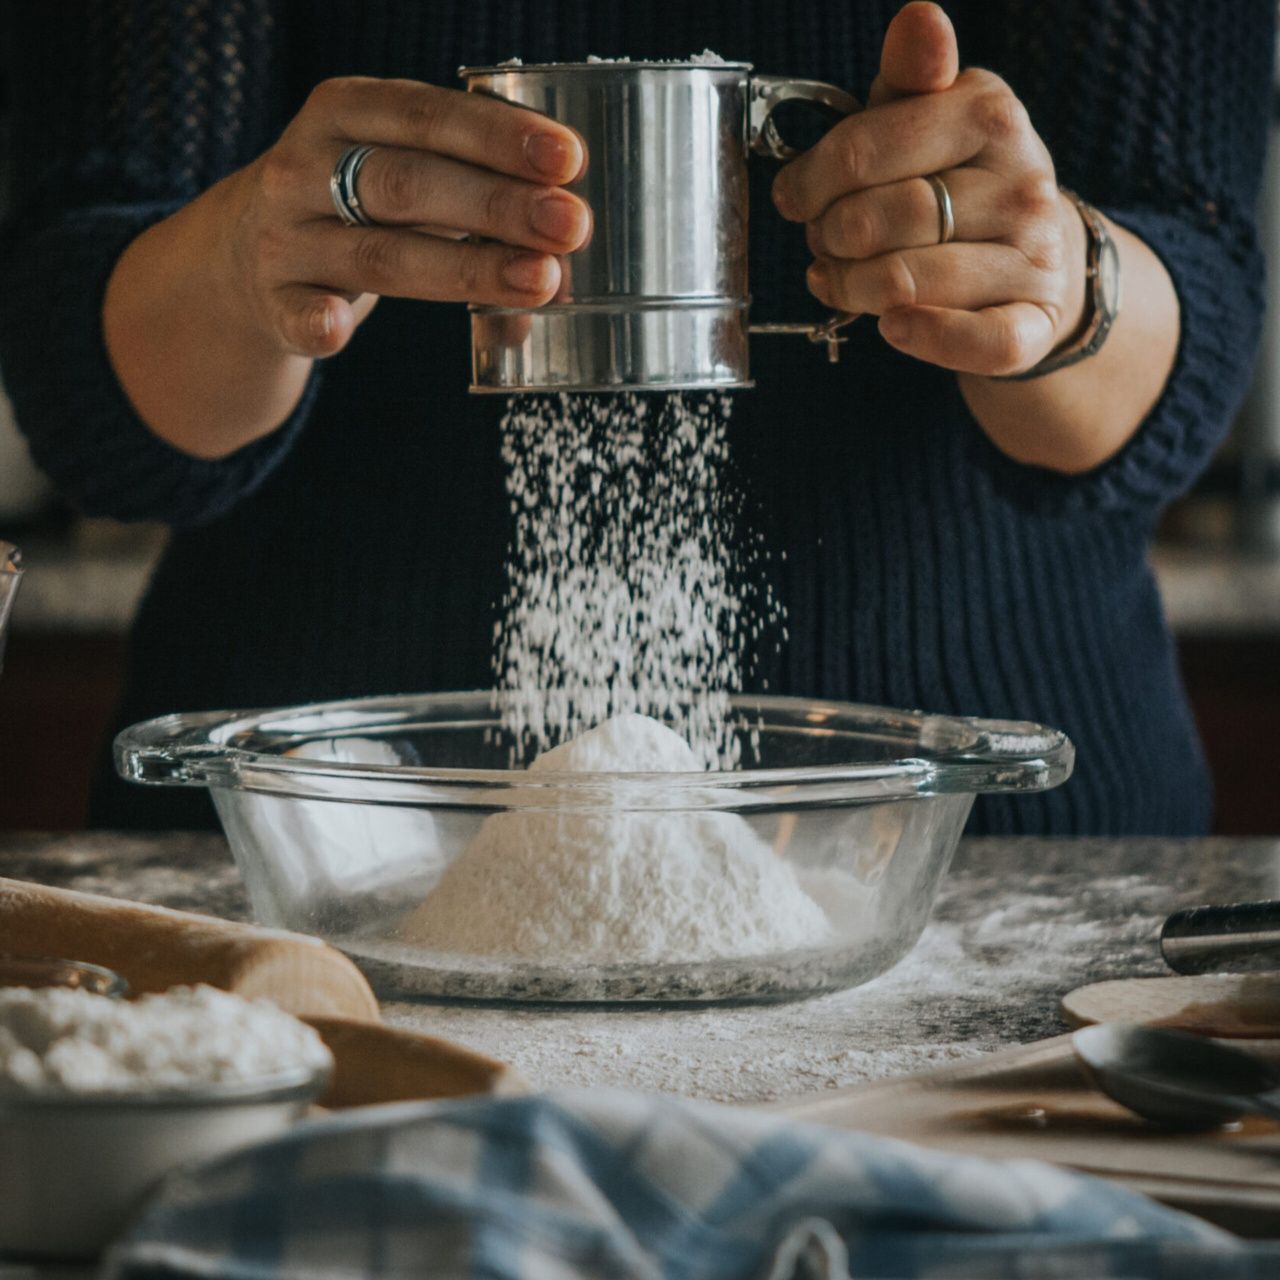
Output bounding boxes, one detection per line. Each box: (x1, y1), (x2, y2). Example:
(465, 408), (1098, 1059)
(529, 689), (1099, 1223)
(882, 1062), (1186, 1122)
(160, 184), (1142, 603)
(868, 2), (960, 106)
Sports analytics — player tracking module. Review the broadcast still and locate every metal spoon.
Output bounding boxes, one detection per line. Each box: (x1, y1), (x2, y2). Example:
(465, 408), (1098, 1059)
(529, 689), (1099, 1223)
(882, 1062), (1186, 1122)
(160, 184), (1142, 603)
(1072, 1023), (1280, 1128)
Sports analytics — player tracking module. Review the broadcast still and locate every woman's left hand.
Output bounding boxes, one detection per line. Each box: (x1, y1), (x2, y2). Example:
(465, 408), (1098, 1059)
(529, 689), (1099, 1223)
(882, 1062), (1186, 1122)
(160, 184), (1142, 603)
(772, 1), (1087, 379)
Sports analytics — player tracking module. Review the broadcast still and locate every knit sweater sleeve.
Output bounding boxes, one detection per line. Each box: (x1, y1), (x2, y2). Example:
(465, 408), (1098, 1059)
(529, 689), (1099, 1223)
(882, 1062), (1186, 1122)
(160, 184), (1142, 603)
(958, 0), (1275, 517)
(0, 0), (318, 528)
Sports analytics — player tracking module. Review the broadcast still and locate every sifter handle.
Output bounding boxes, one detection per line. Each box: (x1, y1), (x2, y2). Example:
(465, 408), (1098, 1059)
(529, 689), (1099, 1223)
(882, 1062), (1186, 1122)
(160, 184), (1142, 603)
(747, 75), (861, 360)
(747, 75), (861, 160)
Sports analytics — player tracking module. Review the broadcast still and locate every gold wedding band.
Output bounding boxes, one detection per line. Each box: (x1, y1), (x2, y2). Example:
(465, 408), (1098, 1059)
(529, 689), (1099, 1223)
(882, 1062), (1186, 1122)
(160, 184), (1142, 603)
(926, 173), (955, 245)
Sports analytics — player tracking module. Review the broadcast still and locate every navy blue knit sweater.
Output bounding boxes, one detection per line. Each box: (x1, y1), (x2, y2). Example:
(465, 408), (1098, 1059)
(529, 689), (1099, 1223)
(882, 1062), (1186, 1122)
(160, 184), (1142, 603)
(0, 1), (1272, 832)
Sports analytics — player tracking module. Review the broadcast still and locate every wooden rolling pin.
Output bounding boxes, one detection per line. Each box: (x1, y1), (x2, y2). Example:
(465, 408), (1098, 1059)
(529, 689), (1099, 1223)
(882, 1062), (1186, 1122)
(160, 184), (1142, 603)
(0, 876), (526, 1103)
(0, 875), (379, 1020)
(310, 1017), (523, 1106)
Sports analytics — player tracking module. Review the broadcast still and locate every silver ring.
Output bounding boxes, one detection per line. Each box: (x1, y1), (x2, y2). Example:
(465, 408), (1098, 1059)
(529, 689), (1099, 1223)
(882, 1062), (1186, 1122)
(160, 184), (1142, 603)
(330, 144), (378, 227)
(926, 173), (955, 245)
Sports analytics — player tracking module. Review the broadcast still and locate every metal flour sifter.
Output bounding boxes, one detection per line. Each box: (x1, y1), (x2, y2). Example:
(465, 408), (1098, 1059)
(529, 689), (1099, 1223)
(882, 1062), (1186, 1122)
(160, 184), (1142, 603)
(461, 60), (859, 393)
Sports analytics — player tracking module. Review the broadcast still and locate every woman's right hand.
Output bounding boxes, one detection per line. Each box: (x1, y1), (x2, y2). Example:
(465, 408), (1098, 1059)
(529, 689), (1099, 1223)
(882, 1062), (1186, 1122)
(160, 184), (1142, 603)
(221, 77), (590, 359)
(103, 76), (589, 458)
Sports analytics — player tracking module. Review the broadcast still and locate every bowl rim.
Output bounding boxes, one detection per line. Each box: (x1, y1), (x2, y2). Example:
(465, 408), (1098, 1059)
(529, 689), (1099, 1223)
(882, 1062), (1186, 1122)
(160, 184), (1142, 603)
(114, 690), (1073, 808)
(0, 1061), (329, 1113)
(0, 954), (129, 999)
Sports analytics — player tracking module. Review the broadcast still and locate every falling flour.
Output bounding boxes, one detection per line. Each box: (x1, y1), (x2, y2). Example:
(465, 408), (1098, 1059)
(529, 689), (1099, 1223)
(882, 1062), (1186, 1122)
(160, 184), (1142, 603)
(399, 714), (830, 964)
(493, 393), (780, 770)
(460, 378), (799, 973)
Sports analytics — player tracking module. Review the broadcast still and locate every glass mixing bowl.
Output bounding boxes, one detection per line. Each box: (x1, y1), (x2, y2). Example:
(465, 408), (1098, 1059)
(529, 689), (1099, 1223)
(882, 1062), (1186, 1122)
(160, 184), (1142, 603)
(115, 692), (1072, 1003)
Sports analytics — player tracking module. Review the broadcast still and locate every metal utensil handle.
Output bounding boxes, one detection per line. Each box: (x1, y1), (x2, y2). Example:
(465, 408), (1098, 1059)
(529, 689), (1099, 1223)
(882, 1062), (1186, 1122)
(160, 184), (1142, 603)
(1161, 899), (1280, 975)
(747, 75), (861, 359)
(748, 75), (861, 161)
(0, 541), (22, 674)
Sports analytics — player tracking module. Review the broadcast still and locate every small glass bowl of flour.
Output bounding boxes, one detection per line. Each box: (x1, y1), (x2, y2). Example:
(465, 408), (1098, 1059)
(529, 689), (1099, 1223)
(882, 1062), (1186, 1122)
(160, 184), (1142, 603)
(116, 690), (1073, 1005)
(0, 984), (331, 1259)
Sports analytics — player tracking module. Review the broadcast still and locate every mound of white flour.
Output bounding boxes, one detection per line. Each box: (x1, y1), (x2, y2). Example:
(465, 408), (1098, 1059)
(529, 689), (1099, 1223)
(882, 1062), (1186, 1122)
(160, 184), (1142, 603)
(0, 985), (332, 1092)
(528, 711), (701, 773)
(400, 715), (830, 963)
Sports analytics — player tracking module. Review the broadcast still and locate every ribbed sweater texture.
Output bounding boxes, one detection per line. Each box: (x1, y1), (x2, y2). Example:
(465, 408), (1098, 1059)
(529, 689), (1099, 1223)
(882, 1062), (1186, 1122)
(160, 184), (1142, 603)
(0, 0), (1272, 832)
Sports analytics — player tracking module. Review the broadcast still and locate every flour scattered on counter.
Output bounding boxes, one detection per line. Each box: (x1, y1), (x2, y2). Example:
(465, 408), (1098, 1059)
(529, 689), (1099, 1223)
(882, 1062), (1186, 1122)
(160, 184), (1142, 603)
(400, 714), (829, 963)
(0, 985), (331, 1091)
(493, 1031), (987, 1102)
(383, 864), (1171, 1104)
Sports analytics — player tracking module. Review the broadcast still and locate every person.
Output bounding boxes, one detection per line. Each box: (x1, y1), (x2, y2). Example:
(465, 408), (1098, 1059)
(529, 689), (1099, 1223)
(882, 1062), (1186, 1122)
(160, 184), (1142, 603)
(0, 2), (1272, 834)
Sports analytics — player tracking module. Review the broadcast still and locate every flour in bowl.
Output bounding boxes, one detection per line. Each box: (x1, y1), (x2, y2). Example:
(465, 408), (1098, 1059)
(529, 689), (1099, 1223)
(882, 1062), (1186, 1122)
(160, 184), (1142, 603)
(528, 711), (701, 773)
(0, 984), (332, 1092)
(399, 714), (830, 963)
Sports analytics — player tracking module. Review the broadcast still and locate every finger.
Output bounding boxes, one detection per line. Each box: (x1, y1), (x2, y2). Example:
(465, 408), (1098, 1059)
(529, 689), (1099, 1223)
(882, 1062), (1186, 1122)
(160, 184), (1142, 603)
(810, 168), (1013, 259)
(774, 69), (1037, 222)
(300, 77), (586, 184)
(552, 251), (575, 301)
(473, 309), (535, 349)
(878, 301), (1057, 375)
(323, 146), (590, 253)
(807, 242), (1048, 316)
(867, 2), (959, 106)
(473, 250), (575, 348)
(296, 222), (563, 306)
(413, 224), (469, 239)
(269, 285), (364, 358)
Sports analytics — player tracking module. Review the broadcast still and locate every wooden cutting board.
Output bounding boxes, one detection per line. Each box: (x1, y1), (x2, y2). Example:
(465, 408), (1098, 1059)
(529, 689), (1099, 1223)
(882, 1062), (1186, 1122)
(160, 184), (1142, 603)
(1061, 974), (1280, 1037)
(0, 875), (523, 1105)
(772, 1035), (1280, 1236)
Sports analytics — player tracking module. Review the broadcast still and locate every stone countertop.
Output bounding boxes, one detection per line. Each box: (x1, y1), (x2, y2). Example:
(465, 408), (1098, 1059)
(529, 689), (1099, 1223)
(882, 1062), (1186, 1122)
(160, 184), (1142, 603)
(6, 524), (1280, 636)
(4, 832), (1278, 1104)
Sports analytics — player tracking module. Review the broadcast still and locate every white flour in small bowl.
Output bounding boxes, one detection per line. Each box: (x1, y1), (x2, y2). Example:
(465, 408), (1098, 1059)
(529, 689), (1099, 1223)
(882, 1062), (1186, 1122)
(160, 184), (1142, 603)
(0, 984), (332, 1092)
(400, 714), (830, 964)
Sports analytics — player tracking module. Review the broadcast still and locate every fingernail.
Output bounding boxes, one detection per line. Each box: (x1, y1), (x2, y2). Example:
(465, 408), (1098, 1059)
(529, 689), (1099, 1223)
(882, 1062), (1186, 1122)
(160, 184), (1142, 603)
(526, 131), (582, 179)
(806, 261), (829, 298)
(880, 311), (911, 343)
(502, 251), (554, 293)
(530, 191), (587, 244)
(309, 301), (332, 342)
(773, 177), (797, 220)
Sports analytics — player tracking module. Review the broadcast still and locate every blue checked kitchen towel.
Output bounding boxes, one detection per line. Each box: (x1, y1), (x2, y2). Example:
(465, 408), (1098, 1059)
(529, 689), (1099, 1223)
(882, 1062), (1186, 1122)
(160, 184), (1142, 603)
(104, 1089), (1280, 1280)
